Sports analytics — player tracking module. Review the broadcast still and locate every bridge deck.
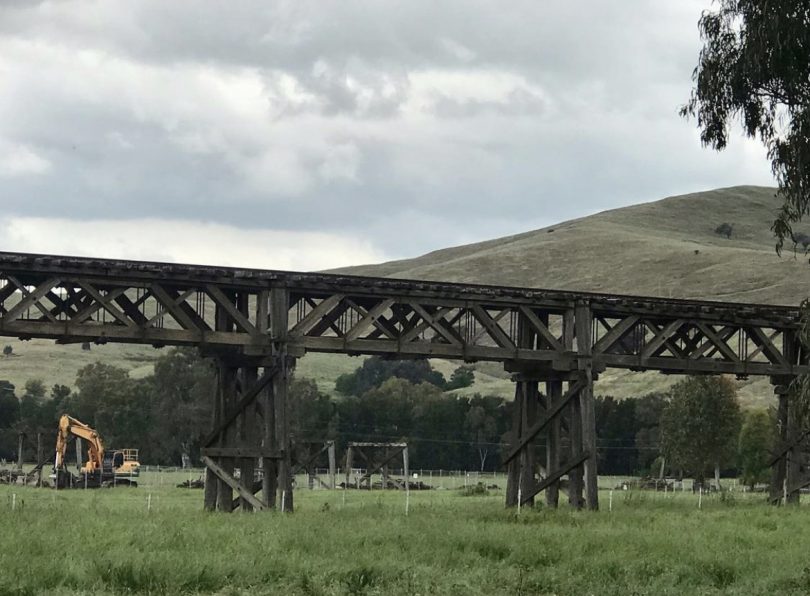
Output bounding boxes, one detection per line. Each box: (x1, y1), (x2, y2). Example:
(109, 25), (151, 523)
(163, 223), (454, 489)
(0, 251), (805, 376)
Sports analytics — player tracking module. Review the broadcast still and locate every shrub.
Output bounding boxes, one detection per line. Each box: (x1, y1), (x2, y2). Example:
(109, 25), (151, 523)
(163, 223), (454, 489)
(714, 222), (733, 238)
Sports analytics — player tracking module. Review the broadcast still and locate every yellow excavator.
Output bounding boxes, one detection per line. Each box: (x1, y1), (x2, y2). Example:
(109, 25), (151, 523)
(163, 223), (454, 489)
(53, 414), (140, 488)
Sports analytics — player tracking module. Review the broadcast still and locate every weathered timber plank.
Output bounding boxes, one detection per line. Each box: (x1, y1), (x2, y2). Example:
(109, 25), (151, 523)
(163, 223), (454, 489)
(520, 452), (589, 505)
(201, 456), (266, 511)
(503, 379), (583, 464)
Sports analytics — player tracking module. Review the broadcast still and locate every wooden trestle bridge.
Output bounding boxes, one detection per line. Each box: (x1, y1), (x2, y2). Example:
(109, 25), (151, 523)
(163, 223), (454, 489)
(0, 252), (807, 511)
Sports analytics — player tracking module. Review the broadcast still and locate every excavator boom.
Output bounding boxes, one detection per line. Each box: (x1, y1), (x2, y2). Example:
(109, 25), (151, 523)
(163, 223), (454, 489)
(53, 414), (139, 488)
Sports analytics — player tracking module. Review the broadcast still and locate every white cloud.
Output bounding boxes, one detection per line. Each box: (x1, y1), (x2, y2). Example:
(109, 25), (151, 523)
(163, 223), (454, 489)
(0, 217), (386, 271)
(0, 141), (50, 177)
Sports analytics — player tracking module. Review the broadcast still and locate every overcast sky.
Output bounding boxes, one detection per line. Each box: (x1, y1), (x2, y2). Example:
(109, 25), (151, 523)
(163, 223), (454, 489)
(0, 1), (773, 270)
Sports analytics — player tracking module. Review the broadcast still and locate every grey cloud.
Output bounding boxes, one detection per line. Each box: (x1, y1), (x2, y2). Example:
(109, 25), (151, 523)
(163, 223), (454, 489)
(0, 0), (775, 262)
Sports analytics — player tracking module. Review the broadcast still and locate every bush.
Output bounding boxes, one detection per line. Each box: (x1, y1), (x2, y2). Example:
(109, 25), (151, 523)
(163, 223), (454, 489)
(714, 222), (733, 238)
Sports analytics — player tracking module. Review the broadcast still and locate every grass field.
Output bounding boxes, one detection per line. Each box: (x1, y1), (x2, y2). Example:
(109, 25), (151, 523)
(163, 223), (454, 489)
(1, 470), (808, 595)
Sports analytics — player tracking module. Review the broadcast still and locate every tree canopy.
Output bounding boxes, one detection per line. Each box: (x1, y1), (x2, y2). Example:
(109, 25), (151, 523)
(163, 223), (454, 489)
(737, 409), (776, 489)
(682, 2), (810, 250)
(660, 376), (741, 483)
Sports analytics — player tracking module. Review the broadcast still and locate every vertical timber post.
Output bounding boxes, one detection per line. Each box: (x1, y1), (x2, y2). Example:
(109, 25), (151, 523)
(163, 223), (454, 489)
(505, 382), (523, 507)
(239, 366), (258, 512)
(204, 360), (220, 511)
(36, 432), (43, 487)
(546, 379), (562, 508)
(505, 308), (540, 508)
(575, 301), (598, 511)
(16, 432), (24, 472)
(345, 445), (354, 489)
(271, 287), (293, 512)
(564, 309), (583, 509)
(216, 364), (238, 512)
(261, 367), (277, 509)
(328, 441), (336, 489)
(770, 380), (790, 504)
(519, 379), (539, 507)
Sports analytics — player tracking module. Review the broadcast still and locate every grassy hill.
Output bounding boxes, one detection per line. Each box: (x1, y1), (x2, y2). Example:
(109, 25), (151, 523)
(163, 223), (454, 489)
(330, 185), (809, 407)
(1, 186), (803, 407)
(334, 185), (808, 304)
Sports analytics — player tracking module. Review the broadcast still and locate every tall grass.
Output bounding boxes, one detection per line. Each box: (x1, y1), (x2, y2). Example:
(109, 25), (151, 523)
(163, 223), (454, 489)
(0, 483), (808, 595)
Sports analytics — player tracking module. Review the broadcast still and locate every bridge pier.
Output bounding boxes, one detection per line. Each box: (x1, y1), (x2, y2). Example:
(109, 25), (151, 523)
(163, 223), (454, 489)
(201, 288), (295, 512)
(504, 304), (599, 511)
(770, 375), (801, 505)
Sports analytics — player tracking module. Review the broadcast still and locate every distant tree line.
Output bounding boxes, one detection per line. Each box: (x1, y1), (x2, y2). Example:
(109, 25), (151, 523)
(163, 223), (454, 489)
(0, 353), (777, 483)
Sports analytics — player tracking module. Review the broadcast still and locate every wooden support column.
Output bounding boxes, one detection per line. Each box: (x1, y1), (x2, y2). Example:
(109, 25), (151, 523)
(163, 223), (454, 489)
(239, 366), (258, 512)
(545, 379), (562, 508)
(328, 441), (337, 489)
(261, 366), (278, 509)
(505, 308), (542, 507)
(786, 389), (801, 505)
(563, 309), (583, 509)
(519, 380), (539, 506)
(36, 432), (43, 487)
(216, 364), (238, 512)
(505, 381), (523, 507)
(204, 361), (220, 511)
(16, 431), (24, 471)
(271, 287), (293, 512)
(575, 302), (598, 511)
(345, 445), (354, 489)
(769, 386), (787, 504)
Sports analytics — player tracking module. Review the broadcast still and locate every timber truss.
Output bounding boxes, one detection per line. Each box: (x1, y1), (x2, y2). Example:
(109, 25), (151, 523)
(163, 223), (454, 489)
(0, 251), (807, 511)
(292, 440), (337, 490)
(345, 442), (409, 490)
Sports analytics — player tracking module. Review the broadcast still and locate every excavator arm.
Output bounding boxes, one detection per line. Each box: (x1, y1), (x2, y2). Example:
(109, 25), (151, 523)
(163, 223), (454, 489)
(54, 414), (105, 473)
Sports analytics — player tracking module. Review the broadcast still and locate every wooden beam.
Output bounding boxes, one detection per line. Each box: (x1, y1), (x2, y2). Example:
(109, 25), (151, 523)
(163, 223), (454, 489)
(203, 366), (278, 447)
(520, 452), (590, 505)
(201, 456), (266, 511)
(503, 379), (583, 463)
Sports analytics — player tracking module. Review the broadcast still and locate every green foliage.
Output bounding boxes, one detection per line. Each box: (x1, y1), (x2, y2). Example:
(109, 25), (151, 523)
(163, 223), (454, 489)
(737, 409), (776, 489)
(682, 2), (810, 251)
(335, 357), (446, 396)
(714, 222), (733, 239)
(634, 393), (667, 474)
(660, 376), (742, 483)
(289, 377), (335, 441)
(2, 345), (11, 357)
(0, 381), (18, 459)
(145, 348), (214, 464)
(595, 396), (637, 475)
(445, 366), (475, 390)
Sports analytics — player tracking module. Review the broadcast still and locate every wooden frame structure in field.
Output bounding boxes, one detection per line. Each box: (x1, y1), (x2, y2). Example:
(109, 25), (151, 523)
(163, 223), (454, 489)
(345, 442), (409, 490)
(292, 440), (337, 490)
(0, 251), (807, 511)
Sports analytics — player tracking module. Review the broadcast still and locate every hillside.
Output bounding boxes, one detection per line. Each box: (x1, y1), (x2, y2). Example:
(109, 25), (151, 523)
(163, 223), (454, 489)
(0, 186), (804, 407)
(330, 185), (808, 407)
(334, 186), (809, 305)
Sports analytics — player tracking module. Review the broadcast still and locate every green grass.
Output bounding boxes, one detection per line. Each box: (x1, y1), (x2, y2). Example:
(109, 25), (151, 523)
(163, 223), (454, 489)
(0, 474), (808, 595)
